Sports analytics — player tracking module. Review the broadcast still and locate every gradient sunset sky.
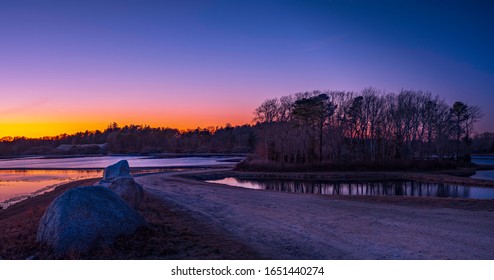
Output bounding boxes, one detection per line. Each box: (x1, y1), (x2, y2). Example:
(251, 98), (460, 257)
(1, 0), (493, 138)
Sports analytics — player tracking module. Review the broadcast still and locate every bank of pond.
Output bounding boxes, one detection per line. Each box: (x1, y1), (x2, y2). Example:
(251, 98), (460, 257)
(1, 155), (494, 209)
(199, 155), (494, 199)
(206, 177), (494, 199)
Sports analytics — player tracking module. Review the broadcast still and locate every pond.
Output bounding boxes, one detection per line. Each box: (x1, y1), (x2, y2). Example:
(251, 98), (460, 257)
(207, 177), (494, 199)
(0, 156), (241, 209)
(0, 169), (102, 209)
(471, 155), (494, 181)
(471, 155), (494, 165)
(0, 155), (243, 169)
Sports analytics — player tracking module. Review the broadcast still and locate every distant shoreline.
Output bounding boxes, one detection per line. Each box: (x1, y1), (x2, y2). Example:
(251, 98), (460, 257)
(0, 165), (233, 171)
(0, 153), (249, 160)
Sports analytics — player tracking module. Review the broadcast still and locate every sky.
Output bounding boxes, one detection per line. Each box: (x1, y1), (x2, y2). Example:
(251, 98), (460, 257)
(0, 0), (493, 138)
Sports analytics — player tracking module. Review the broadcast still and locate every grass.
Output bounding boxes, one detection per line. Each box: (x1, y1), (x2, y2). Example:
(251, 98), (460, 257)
(0, 179), (259, 260)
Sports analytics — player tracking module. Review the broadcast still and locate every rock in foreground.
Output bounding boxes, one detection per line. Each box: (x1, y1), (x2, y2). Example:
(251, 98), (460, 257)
(108, 177), (144, 209)
(37, 186), (146, 256)
(103, 160), (131, 181)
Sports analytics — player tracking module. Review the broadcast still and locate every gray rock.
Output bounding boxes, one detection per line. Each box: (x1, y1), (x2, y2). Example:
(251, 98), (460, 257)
(37, 186), (146, 256)
(107, 178), (144, 209)
(103, 160), (131, 181)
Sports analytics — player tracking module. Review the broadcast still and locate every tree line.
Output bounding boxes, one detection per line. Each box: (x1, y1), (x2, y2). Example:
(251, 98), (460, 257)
(253, 88), (483, 167)
(0, 123), (255, 156)
(0, 87), (491, 165)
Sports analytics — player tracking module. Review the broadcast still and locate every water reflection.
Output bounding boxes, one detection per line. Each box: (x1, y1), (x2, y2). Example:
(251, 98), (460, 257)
(0, 156), (242, 169)
(0, 169), (102, 209)
(0, 167), (198, 209)
(0, 155), (240, 209)
(472, 155), (494, 165)
(471, 155), (494, 181)
(207, 178), (494, 199)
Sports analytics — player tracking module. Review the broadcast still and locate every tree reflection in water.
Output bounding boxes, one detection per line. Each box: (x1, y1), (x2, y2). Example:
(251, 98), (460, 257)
(207, 177), (494, 199)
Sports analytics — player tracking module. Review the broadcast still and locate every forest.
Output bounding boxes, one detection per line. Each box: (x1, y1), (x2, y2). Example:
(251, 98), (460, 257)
(0, 88), (493, 170)
(252, 88), (485, 166)
(0, 123), (255, 156)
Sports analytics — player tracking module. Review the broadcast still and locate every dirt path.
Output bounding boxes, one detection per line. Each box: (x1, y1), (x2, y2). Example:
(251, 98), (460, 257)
(136, 171), (494, 259)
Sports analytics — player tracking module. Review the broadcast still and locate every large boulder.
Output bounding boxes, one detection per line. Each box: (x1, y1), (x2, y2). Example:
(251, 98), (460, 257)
(103, 160), (131, 181)
(107, 178), (144, 209)
(37, 186), (146, 256)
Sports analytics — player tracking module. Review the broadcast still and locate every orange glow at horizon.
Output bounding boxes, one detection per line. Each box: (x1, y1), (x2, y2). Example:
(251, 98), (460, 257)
(0, 82), (266, 138)
(0, 107), (253, 138)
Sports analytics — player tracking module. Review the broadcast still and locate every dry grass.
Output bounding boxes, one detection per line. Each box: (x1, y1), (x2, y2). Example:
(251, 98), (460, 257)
(0, 178), (99, 259)
(84, 192), (260, 259)
(0, 178), (259, 260)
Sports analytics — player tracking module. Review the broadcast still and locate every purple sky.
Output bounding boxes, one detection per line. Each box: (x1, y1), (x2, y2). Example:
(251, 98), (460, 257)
(0, 0), (493, 137)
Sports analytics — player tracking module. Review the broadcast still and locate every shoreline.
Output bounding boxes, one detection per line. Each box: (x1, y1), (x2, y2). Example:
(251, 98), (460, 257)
(0, 165), (229, 171)
(136, 171), (494, 259)
(0, 153), (248, 160)
(2, 167), (494, 210)
(1, 169), (494, 259)
(0, 178), (100, 259)
(185, 169), (494, 188)
(0, 175), (259, 259)
(0, 166), (227, 210)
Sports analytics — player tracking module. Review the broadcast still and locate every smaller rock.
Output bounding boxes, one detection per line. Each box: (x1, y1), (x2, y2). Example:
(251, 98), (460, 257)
(103, 160), (131, 181)
(108, 178), (144, 208)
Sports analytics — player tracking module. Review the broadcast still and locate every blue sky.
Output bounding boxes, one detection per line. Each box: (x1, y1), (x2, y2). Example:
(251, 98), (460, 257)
(0, 0), (493, 136)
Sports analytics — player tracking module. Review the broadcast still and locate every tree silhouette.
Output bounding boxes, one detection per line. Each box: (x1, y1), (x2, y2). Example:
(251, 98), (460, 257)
(292, 93), (334, 163)
(450, 101), (469, 160)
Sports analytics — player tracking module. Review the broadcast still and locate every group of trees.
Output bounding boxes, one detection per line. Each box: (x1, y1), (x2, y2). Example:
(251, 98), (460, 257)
(253, 88), (483, 166)
(0, 124), (255, 156)
(0, 87), (489, 166)
(472, 132), (494, 154)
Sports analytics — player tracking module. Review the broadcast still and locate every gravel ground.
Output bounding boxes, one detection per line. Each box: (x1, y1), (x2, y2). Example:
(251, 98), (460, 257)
(136, 171), (494, 259)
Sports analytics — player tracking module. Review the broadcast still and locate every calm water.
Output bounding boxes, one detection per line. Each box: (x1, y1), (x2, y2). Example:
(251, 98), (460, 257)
(472, 155), (494, 165)
(0, 169), (102, 208)
(471, 155), (494, 181)
(0, 156), (240, 209)
(0, 155), (242, 169)
(207, 177), (494, 199)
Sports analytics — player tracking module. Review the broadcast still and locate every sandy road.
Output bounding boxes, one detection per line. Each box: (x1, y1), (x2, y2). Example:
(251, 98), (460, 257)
(135, 171), (494, 259)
